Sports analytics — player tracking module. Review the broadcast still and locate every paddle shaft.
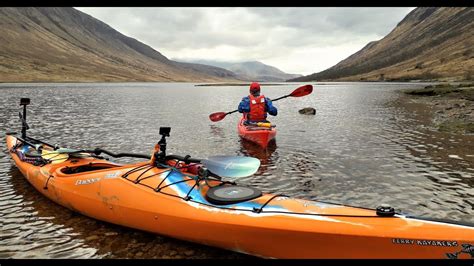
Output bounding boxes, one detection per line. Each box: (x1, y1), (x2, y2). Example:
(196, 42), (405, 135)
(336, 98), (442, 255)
(90, 148), (151, 159)
(91, 149), (202, 162)
(92, 150), (205, 164)
(14, 137), (199, 161)
(25, 136), (56, 149)
(271, 94), (291, 102)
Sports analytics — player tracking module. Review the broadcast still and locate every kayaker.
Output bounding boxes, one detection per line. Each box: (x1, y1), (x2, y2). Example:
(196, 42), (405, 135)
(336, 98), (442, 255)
(238, 82), (278, 123)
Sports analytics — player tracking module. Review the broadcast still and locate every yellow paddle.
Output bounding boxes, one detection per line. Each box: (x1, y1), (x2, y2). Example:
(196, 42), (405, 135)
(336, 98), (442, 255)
(41, 149), (69, 164)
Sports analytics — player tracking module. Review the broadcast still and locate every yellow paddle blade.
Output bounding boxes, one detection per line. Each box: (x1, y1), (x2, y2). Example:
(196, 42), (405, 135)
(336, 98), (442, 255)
(41, 149), (69, 164)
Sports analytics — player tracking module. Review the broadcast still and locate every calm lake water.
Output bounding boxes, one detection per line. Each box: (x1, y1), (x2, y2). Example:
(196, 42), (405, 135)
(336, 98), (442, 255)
(0, 82), (473, 258)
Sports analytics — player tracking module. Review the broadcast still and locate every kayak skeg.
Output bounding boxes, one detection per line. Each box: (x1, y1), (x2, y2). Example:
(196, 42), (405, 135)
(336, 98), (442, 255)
(237, 116), (276, 149)
(5, 98), (474, 259)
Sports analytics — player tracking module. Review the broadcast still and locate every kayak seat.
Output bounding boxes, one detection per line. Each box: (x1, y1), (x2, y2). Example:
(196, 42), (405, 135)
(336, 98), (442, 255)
(206, 185), (262, 205)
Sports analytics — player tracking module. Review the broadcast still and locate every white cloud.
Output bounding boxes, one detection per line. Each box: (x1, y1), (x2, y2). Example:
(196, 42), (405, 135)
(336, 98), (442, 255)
(76, 7), (415, 76)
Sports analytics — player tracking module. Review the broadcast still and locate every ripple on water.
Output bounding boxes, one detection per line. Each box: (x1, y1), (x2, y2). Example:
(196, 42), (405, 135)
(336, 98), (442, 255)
(0, 82), (473, 258)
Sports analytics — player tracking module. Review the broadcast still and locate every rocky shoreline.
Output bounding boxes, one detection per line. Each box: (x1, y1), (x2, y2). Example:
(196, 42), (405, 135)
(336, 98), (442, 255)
(396, 83), (474, 135)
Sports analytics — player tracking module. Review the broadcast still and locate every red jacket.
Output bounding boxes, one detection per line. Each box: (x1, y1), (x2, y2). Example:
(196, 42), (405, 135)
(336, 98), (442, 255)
(248, 94), (266, 121)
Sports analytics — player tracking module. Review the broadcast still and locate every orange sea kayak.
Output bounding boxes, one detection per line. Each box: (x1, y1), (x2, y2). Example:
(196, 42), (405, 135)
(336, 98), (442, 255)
(237, 117), (276, 149)
(5, 98), (474, 259)
(6, 132), (474, 259)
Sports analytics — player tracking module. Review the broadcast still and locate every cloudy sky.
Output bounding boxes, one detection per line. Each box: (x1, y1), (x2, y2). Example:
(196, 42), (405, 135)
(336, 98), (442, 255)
(77, 7), (415, 76)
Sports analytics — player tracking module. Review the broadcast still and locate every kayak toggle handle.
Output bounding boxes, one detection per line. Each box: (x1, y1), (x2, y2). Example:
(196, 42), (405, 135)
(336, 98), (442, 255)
(155, 127), (172, 166)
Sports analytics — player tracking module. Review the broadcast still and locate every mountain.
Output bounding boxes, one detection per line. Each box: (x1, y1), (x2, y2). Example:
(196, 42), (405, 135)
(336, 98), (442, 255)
(290, 7), (474, 82)
(178, 59), (302, 82)
(0, 7), (239, 82)
(226, 61), (303, 82)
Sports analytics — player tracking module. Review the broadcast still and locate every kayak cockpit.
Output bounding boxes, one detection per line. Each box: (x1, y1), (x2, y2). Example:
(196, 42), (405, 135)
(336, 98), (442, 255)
(59, 162), (122, 175)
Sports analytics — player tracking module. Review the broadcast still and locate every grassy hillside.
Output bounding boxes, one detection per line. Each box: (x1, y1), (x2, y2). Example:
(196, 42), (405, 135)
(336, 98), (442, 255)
(0, 7), (238, 82)
(291, 7), (474, 82)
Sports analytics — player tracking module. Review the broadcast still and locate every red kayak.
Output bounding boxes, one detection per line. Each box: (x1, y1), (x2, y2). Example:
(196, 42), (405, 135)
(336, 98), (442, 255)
(237, 116), (276, 148)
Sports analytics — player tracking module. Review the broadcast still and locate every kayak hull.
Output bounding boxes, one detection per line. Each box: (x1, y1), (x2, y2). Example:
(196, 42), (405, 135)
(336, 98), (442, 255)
(6, 134), (474, 259)
(237, 117), (276, 149)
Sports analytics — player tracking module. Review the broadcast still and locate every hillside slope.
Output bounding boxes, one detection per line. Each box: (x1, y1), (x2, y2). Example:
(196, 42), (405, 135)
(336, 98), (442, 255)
(0, 7), (238, 82)
(225, 61), (302, 82)
(177, 59), (302, 82)
(291, 7), (474, 82)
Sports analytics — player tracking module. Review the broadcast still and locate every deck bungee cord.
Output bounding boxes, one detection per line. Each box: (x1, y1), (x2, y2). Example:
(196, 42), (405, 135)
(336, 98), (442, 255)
(118, 148), (397, 218)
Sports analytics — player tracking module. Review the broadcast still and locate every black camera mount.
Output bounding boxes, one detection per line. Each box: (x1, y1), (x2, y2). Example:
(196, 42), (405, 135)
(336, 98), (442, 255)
(155, 127), (171, 167)
(20, 98), (30, 139)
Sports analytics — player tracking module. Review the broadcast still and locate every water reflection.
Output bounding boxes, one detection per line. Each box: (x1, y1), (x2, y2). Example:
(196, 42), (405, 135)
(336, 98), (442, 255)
(209, 125), (225, 139)
(1, 166), (99, 258)
(239, 138), (277, 164)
